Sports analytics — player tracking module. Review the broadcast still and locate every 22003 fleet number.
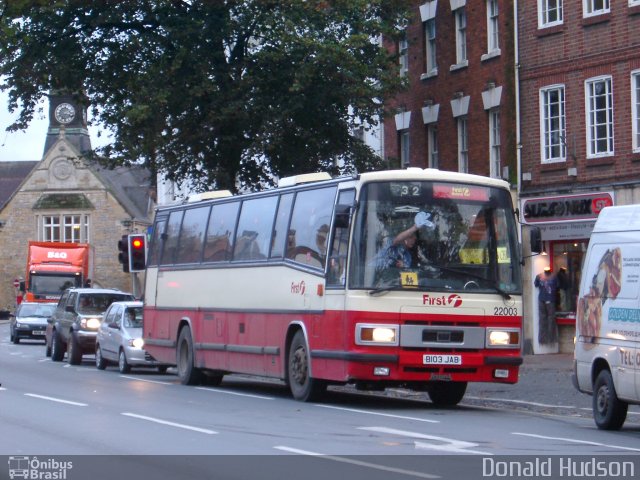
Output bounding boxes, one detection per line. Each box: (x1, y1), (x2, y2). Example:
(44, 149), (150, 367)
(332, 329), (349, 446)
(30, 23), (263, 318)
(494, 306), (518, 316)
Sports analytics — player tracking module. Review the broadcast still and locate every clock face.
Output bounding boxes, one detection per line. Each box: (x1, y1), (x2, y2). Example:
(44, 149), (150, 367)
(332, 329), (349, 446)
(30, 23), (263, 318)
(54, 103), (75, 124)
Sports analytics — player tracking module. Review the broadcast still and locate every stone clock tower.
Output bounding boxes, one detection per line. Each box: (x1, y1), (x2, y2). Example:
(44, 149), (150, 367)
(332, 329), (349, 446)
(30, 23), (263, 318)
(43, 91), (92, 157)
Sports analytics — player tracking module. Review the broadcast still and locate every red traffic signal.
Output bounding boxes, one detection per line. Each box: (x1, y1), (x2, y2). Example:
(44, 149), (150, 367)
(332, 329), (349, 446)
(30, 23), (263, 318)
(128, 234), (147, 272)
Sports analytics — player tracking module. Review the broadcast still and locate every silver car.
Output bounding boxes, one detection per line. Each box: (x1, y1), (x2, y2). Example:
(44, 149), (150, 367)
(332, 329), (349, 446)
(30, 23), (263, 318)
(95, 301), (172, 373)
(10, 302), (56, 344)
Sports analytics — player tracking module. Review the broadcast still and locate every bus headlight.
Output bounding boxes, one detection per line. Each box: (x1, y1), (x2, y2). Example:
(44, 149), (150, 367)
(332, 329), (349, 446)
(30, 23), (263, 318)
(486, 328), (520, 348)
(356, 324), (399, 346)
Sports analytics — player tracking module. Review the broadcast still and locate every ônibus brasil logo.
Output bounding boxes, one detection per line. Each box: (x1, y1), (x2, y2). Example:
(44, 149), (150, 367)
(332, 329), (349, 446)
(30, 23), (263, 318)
(422, 294), (463, 308)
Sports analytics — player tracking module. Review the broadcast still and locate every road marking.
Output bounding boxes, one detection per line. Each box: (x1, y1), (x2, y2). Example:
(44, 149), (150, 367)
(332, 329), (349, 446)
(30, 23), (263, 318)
(120, 375), (173, 385)
(195, 387), (274, 400)
(513, 432), (640, 452)
(121, 412), (217, 434)
(359, 426), (492, 455)
(465, 396), (577, 410)
(38, 358), (50, 362)
(24, 393), (88, 407)
(274, 446), (440, 479)
(316, 404), (439, 423)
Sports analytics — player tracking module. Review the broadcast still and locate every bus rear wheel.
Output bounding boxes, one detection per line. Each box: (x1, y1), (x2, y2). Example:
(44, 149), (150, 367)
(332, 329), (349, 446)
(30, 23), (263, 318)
(288, 330), (325, 402)
(177, 326), (204, 385)
(427, 381), (467, 406)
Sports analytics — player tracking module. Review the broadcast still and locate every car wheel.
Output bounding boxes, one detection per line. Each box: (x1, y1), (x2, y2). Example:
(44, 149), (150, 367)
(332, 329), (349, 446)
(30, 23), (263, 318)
(96, 345), (107, 370)
(67, 331), (83, 365)
(51, 329), (64, 362)
(593, 369), (628, 430)
(11, 328), (20, 345)
(45, 340), (52, 357)
(118, 349), (131, 374)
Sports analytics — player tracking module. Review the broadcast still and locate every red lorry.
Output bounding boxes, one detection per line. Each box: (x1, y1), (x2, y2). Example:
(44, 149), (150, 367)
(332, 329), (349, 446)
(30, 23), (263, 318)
(23, 242), (92, 303)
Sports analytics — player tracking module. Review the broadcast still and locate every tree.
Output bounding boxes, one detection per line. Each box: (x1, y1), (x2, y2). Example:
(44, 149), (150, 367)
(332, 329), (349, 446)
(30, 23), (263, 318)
(0, 0), (411, 192)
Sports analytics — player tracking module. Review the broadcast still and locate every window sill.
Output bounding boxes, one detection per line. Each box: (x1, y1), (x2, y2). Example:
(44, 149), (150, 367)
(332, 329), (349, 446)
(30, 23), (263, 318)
(540, 161), (567, 173)
(420, 70), (438, 81)
(449, 60), (469, 72)
(586, 156), (615, 167)
(629, 4), (640, 15)
(481, 49), (501, 62)
(536, 24), (565, 37)
(581, 12), (611, 27)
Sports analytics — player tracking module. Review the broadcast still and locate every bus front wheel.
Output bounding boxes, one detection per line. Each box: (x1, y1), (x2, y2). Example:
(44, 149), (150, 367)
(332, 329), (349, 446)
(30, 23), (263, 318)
(177, 326), (204, 385)
(288, 330), (326, 402)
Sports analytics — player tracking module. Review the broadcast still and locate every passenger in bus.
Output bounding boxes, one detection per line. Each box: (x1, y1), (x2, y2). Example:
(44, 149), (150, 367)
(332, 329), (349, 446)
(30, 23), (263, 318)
(375, 211), (434, 271)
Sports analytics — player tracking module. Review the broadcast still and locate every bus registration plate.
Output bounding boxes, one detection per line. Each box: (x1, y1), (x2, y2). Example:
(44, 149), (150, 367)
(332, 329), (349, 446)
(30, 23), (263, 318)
(423, 354), (461, 365)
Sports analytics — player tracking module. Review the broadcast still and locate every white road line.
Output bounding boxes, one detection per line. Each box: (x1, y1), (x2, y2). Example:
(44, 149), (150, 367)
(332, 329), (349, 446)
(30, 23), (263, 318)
(24, 393), (88, 407)
(38, 358), (50, 362)
(358, 426), (492, 455)
(195, 387), (274, 400)
(119, 375), (173, 385)
(316, 404), (439, 423)
(465, 396), (577, 409)
(512, 432), (640, 452)
(274, 446), (440, 479)
(0, 387), (6, 391)
(121, 412), (218, 434)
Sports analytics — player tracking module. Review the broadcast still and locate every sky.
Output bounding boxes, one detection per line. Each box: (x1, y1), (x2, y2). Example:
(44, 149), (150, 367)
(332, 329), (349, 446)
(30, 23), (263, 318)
(0, 91), (107, 162)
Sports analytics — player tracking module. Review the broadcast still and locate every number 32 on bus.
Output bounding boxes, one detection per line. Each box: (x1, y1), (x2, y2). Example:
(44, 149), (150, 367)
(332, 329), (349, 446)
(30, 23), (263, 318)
(143, 169), (525, 406)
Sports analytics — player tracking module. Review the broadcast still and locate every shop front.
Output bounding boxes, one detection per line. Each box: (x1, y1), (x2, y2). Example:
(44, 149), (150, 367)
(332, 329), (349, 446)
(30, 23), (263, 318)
(520, 191), (614, 353)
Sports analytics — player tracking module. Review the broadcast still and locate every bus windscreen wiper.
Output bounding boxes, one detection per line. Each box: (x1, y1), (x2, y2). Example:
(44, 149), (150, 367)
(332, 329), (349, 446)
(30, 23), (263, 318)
(424, 263), (511, 300)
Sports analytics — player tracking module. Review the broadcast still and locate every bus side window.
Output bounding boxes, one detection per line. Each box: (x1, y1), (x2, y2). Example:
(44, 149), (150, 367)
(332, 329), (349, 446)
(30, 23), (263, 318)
(160, 210), (184, 265)
(233, 196), (277, 261)
(204, 202), (240, 263)
(175, 205), (209, 264)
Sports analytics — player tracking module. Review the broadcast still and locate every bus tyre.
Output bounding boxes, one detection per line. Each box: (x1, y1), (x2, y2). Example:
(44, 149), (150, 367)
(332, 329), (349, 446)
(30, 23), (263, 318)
(67, 332), (83, 365)
(288, 330), (326, 402)
(427, 381), (467, 407)
(51, 330), (64, 362)
(177, 327), (204, 385)
(593, 369), (628, 430)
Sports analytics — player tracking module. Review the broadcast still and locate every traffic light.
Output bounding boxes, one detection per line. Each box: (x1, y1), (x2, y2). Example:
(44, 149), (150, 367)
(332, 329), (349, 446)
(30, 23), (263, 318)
(128, 233), (147, 272)
(117, 234), (130, 273)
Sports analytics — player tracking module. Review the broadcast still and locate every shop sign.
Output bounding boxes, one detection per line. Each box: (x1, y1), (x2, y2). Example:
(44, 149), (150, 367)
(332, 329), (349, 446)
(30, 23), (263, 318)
(538, 222), (596, 241)
(521, 192), (614, 224)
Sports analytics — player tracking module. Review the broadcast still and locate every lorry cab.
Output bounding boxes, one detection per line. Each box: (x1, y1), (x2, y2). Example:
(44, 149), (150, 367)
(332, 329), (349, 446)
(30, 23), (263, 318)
(573, 205), (640, 430)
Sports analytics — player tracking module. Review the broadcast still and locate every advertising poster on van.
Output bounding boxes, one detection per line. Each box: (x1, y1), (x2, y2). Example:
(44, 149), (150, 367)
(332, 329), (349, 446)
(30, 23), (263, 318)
(576, 244), (640, 345)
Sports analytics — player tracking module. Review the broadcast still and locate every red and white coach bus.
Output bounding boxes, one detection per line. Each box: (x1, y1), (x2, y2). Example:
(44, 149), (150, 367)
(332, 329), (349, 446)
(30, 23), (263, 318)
(143, 168), (524, 405)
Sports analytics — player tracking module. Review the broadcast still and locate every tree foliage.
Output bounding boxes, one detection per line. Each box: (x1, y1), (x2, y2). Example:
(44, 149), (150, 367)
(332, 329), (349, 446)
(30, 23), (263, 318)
(0, 0), (411, 192)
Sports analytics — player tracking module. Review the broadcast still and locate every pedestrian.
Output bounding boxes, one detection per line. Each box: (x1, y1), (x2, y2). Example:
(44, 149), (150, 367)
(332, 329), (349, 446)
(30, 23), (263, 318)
(534, 267), (559, 344)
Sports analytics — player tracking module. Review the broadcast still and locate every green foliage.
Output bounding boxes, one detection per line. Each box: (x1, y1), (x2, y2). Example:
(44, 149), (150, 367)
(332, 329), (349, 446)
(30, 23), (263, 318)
(0, 0), (411, 192)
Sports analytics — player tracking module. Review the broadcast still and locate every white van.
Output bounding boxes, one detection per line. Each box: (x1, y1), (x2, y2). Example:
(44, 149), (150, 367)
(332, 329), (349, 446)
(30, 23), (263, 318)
(573, 205), (640, 430)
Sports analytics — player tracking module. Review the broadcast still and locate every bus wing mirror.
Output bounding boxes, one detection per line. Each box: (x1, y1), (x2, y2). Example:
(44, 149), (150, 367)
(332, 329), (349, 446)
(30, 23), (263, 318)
(334, 204), (354, 229)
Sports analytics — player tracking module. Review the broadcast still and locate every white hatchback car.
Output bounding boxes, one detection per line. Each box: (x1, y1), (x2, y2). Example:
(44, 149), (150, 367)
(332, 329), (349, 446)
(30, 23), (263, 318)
(95, 301), (172, 373)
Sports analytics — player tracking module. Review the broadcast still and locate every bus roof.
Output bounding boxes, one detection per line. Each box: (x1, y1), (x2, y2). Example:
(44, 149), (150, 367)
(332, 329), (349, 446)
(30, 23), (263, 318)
(157, 168), (511, 213)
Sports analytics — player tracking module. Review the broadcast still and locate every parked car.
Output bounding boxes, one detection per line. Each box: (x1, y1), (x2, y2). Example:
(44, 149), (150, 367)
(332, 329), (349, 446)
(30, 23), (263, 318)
(45, 287), (135, 365)
(95, 301), (172, 373)
(10, 302), (56, 344)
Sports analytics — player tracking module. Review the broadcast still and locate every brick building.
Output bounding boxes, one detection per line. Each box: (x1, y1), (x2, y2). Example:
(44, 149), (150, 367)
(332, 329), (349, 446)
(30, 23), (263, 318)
(0, 93), (154, 312)
(518, 1), (640, 353)
(383, 0), (517, 185)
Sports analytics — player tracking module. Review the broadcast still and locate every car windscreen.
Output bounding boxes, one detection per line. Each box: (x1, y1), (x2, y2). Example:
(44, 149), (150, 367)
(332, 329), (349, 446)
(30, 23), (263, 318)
(77, 294), (135, 315)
